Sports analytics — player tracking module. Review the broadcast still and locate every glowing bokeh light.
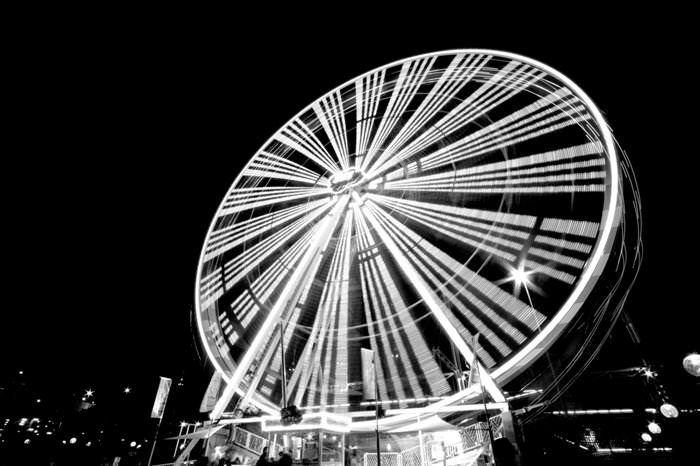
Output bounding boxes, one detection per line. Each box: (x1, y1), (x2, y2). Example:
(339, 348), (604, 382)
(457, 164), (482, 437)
(641, 432), (652, 442)
(683, 353), (700, 377)
(69, 437), (77, 444)
(648, 422), (661, 434)
(660, 403), (679, 419)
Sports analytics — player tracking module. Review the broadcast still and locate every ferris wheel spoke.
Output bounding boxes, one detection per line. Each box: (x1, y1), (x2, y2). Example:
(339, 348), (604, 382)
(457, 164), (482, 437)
(365, 53), (489, 175)
(220, 200), (335, 286)
(232, 227), (316, 329)
(289, 211), (354, 408)
(211, 197), (348, 420)
(366, 60), (546, 179)
(203, 225), (319, 351)
(205, 198), (331, 262)
(417, 89), (588, 174)
(369, 194), (593, 285)
(243, 151), (329, 185)
(381, 142), (607, 195)
(360, 56), (436, 173)
(354, 69), (386, 162)
(353, 204), (449, 400)
(370, 86), (587, 183)
(365, 200), (546, 360)
(359, 200), (506, 402)
(368, 193), (527, 264)
(276, 118), (341, 175)
(219, 186), (330, 215)
(313, 90), (351, 171)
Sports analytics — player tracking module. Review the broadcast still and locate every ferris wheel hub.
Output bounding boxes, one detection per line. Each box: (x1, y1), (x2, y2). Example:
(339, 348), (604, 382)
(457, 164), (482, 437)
(327, 167), (367, 194)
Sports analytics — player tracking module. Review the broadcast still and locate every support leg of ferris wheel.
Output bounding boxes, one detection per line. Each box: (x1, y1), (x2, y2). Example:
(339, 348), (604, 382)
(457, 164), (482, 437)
(359, 201), (507, 405)
(209, 196), (350, 422)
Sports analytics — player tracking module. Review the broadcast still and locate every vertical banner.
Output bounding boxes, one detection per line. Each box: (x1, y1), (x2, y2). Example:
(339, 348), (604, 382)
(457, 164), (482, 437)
(361, 348), (376, 401)
(199, 371), (223, 413)
(151, 376), (172, 419)
(467, 334), (481, 388)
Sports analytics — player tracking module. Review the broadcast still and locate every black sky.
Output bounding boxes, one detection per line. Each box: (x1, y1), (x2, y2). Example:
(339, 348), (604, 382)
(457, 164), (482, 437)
(3, 20), (697, 408)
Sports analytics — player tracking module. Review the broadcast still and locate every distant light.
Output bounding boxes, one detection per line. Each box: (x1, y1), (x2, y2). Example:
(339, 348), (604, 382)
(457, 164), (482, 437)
(180, 421), (188, 428)
(386, 444), (392, 451)
(660, 403), (679, 419)
(62, 440), (66, 445)
(641, 432), (652, 442)
(510, 265), (532, 286)
(306, 434), (313, 440)
(47, 431), (53, 436)
(24, 439), (30, 445)
(69, 437), (77, 444)
(130, 441), (137, 447)
(85, 389), (94, 398)
(86, 441), (92, 447)
(683, 353), (700, 377)
(338, 443), (342, 448)
(332, 436), (337, 441)
(27, 428), (34, 432)
(19, 371), (23, 375)
(81, 397), (86, 401)
(648, 422), (661, 434)
(19, 418), (28, 426)
(124, 387), (132, 394)
(36, 399), (41, 403)
(137, 444), (142, 449)
(642, 368), (655, 379)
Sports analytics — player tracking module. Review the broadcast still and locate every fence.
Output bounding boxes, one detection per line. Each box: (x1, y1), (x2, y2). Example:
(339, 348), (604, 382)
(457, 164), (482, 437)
(363, 415), (502, 466)
(364, 452), (402, 466)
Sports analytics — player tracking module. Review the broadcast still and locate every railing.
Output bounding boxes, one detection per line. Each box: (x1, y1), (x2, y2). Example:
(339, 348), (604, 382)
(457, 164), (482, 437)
(363, 415), (503, 466)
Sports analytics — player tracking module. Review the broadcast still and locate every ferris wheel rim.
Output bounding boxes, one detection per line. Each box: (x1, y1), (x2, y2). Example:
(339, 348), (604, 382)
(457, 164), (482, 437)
(193, 48), (621, 419)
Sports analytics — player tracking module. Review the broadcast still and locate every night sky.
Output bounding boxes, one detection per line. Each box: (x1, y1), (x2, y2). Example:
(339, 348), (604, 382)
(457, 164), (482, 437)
(3, 21), (696, 417)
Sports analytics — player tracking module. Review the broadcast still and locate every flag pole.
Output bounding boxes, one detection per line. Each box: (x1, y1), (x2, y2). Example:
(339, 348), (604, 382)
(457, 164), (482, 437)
(473, 335), (497, 464)
(373, 353), (381, 466)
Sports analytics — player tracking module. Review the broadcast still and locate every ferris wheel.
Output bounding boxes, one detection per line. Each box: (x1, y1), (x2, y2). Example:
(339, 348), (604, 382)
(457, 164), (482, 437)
(195, 50), (622, 429)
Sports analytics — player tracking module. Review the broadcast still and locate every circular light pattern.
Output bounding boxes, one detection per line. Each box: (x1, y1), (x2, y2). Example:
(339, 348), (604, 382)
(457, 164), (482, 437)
(196, 50), (620, 420)
(648, 422), (661, 434)
(130, 441), (137, 447)
(69, 437), (77, 444)
(641, 432), (652, 442)
(660, 403), (679, 419)
(683, 353), (700, 377)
